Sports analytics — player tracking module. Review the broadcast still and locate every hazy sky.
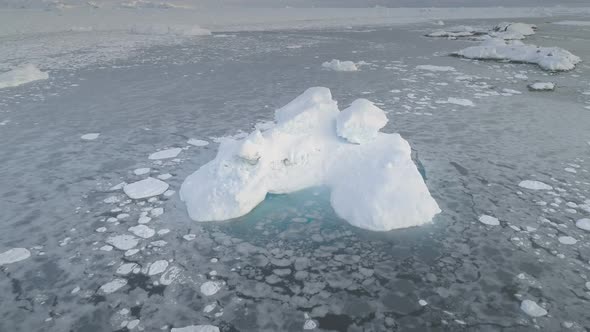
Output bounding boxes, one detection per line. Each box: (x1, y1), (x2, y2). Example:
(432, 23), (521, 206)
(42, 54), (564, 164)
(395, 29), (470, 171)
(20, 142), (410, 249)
(1, 0), (588, 9)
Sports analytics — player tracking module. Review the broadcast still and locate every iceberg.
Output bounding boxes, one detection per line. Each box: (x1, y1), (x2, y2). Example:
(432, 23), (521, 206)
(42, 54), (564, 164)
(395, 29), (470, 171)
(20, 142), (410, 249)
(180, 87), (440, 231)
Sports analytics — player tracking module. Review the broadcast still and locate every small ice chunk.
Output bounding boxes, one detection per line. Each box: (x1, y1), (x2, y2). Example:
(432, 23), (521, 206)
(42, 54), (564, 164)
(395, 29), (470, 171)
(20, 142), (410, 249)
(100, 278), (127, 294)
(133, 168), (150, 175)
(518, 180), (552, 190)
(100, 245), (113, 251)
(171, 325), (220, 332)
(138, 216), (152, 224)
(148, 260), (169, 275)
(520, 299), (547, 317)
(415, 65), (455, 72)
(479, 215), (500, 226)
(0, 64), (49, 89)
(128, 225), (155, 239)
(419, 299), (428, 306)
(446, 97), (474, 107)
(558, 236), (577, 245)
(127, 320), (140, 330)
(106, 235), (139, 250)
(157, 173), (173, 180)
(336, 99), (388, 144)
(150, 207), (164, 217)
(303, 319), (317, 330)
(322, 59), (358, 72)
(116, 263), (138, 275)
(124, 177), (169, 199)
(81, 133), (100, 140)
(183, 234), (196, 241)
(148, 148), (182, 160)
(575, 218), (590, 231)
(528, 82), (555, 91)
(0, 248), (31, 265)
(200, 281), (222, 296)
(188, 139), (209, 147)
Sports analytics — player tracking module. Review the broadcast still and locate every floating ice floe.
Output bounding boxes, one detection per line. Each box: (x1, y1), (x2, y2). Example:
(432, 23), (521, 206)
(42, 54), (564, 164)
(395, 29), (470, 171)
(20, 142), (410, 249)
(106, 235), (139, 250)
(81, 133), (100, 140)
(100, 278), (127, 294)
(187, 138), (209, 147)
(558, 236), (577, 245)
(200, 281), (223, 296)
(491, 22), (536, 40)
(128, 225), (155, 239)
(528, 82), (555, 91)
(553, 21), (590, 26)
(180, 87), (440, 231)
(171, 325), (220, 332)
(446, 97), (474, 107)
(321, 59), (358, 72)
(0, 248), (31, 265)
(455, 39), (581, 71)
(520, 299), (547, 317)
(415, 65), (456, 72)
(124, 177), (169, 199)
(518, 180), (553, 190)
(426, 25), (481, 38)
(133, 168), (150, 175)
(149, 148), (182, 160)
(148, 260), (169, 275)
(576, 218), (590, 231)
(0, 64), (49, 89)
(479, 215), (500, 226)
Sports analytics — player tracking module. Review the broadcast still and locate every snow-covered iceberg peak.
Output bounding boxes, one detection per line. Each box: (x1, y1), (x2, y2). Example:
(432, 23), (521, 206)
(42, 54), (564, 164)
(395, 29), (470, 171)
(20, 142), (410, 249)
(455, 38), (581, 71)
(180, 87), (441, 231)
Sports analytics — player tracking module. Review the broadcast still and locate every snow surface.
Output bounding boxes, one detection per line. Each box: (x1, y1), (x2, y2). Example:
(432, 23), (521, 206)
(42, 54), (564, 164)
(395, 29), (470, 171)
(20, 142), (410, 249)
(478, 215), (500, 226)
(321, 59), (358, 72)
(123, 177), (169, 199)
(0, 248), (31, 265)
(180, 87), (440, 231)
(171, 325), (220, 332)
(518, 180), (552, 190)
(0, 64), (48, 89)
(455, 39), (581, 71)
(336, 99), (388, 144)
(149, 148), (182, 160)
(520, 299), (547, 317)
(528, 82), (555, 91)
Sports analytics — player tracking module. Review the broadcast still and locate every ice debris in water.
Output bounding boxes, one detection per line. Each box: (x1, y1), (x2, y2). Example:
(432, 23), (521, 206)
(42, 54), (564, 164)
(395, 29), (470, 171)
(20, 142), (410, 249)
(528, 82), (555, 91)
(455, 39), (580, 71)
(0, 64), (49, 89)
(478, 215), (500, 226)
(180, 87), (440, 231)
(171, 325), (220, 332)
(336, 99), (388, 144)
(321, 59), (358, 72)
(148, 148), (182, 160)
(576, 218), (590, 231)
(518, 180), (553, 190)
(520, 299), (547, 317)
(81, 133), (100, 140)
(124, 177), (169, 199)
(0, 248), (31, 265)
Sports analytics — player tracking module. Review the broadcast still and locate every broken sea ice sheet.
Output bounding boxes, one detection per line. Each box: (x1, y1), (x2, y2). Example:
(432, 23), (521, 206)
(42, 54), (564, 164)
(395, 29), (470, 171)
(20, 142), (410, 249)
(0, 248), (31, 265)
(454, 38), (581, 71)
(124, 177), (169, 199)
(180, 87), (440, 232)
